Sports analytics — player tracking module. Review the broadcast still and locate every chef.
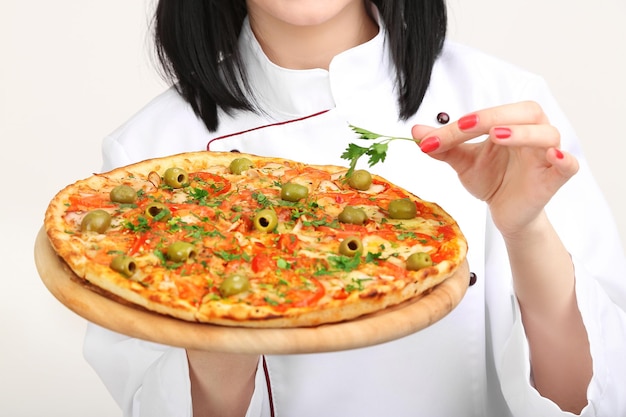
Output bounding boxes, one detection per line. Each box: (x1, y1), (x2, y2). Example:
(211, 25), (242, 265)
(84, 1), (626, 416)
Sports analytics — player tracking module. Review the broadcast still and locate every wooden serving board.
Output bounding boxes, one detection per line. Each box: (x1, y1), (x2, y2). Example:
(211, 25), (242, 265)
(34, 226), (469, 354)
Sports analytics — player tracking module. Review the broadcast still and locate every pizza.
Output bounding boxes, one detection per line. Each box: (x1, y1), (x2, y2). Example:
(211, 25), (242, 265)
(43, 151), (468, 328)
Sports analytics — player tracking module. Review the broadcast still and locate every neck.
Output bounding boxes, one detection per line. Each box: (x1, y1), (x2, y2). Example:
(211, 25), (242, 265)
(247, 2), (378, 70)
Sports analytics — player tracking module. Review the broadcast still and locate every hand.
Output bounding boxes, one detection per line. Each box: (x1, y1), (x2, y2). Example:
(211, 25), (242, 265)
(411, 101), (579, 238)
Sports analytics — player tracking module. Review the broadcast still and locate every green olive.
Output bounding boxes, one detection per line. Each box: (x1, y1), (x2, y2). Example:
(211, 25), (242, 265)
(144, 202), (171, 221)
(406, 252), (433, 271)
(388, 198), (417, 220)
(229, 157), (254, 175)
(219, 275), (250, 297)
(280, 182), (309, 202)
(347, 169), (372, 191)
(166, 241), (197, 262)
(339, 236), (363, 257)
(110, 254), (137, 278)
(253, 209), (278, 232)
(110, 185), (137, 204)
(80, 209), (112, 233)
(338, 206), (368, 225)
(163, 167), (189, 188)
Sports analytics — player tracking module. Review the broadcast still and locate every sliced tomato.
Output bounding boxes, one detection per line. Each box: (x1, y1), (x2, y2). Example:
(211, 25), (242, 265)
(345, 196), (386, 206)
(68, 193), (115, 211)
(437, 225), (456, 241)
(189, 172), (232, 196)
(128, 232), (150, 256)
(430, 241), (458, 264)
(332, 288), (349, 300)
(376, 259), (408, 279)
(173, 277), (206, 307)
(282, 166), (332, 183)
(251, 253), (275, 274)
(277, 234), (299, 253)
(166, 203), (216, 218)
(286, 277), (325, 308)
(127, 226), (166, 255)
(178, 262), (208, 277)
(266, 276), (326, 312)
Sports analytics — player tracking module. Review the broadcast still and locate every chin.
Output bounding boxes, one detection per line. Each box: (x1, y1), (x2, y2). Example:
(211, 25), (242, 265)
(248, 0), (362, 27)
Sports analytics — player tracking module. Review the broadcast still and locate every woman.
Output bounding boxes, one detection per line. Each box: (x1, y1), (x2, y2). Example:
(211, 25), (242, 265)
(84, 1), (626, 416)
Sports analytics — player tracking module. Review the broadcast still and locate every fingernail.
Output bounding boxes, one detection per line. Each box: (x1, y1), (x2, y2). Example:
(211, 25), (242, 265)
(420, 136), (440, 153)
(494, 127), (511, 139)
(458, 114), (479, 131)
(555, 149), (564, 159)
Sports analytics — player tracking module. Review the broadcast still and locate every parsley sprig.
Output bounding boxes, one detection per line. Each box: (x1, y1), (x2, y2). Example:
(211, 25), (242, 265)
(341, 124), (417, 177)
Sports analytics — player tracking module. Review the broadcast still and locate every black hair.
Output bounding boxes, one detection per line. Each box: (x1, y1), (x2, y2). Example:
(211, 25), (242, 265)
(154, 0), (447, 132)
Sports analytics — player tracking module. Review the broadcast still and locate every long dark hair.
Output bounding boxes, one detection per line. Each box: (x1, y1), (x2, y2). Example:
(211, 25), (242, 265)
(154, 0), (447, 132)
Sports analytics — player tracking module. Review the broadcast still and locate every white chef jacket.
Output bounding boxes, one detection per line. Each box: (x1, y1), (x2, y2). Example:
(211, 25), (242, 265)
(84, 15), (626, 417)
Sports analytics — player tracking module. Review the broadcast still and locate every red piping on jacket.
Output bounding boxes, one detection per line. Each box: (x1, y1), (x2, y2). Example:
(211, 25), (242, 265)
(206, 110), (331, 150)
(262, 356), (276, 417)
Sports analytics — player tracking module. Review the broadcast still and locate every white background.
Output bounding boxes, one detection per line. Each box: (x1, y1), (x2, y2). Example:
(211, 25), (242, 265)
(1, 1), (624, 416)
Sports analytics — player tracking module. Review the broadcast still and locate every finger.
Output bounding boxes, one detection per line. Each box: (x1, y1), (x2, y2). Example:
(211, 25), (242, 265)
(547, 148), (579, 181)
(489, 124), (561, 149)
(416, 101), (550, 154)
(534, 148), (580, 206)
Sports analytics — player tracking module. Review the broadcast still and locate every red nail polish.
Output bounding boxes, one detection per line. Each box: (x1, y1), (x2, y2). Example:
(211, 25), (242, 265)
(555, 149), (564, 159)
(458, 114), (479, 131)
(494, 127), (511, 139)
(420, 136), (440, 153)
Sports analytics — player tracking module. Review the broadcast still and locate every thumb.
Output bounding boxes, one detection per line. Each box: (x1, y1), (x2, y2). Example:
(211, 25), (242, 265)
(411, 124), (449, 160)
(411, 124), (436, 143)
(411, 123), (470, 170)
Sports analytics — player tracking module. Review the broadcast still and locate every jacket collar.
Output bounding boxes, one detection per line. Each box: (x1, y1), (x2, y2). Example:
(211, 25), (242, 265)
(238, 13), (392, 119)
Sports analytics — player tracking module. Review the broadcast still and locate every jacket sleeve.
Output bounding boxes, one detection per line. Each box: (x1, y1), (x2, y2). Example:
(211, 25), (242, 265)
(83, 324), (191, 417)
(488, 77), (626, 416)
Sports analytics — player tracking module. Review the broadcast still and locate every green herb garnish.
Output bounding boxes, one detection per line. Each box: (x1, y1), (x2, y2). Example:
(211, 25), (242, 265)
(252, 192), (273, 208)
(187, 187), (209, 204)
(346, 277), (373, 293)
(276, 258), (291, 270)
(124, 216), (151, 233)
(341, 124), (417, 177)
(327, 254), (361, 272)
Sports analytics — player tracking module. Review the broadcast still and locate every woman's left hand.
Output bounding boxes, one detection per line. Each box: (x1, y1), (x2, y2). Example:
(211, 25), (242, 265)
(412, 101), (579, 239)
